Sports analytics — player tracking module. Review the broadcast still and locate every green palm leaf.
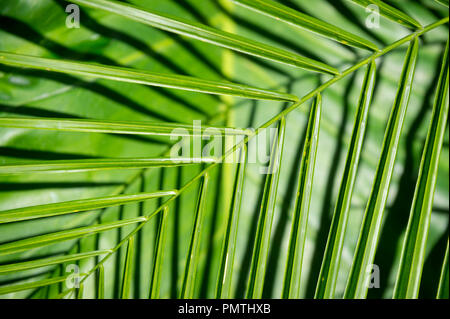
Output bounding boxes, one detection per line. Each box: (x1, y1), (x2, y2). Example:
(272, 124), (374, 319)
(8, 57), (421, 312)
(216, 146), (247, 298)
(180, 175), (210, 298)
(437, 242), (449, 299)
(0, 275), (68, 295)
(69, 0), (338, 74)
(315, 61), (376, 299)
(0, 0), (447, 301)
(345, 39), (419, 299)
(282, 95), (321, 299)
(121, 236), (135, 299)
(234, 0), (378, 51)
(0, 217), (146, 256)
(346, 0), (422, 29)
(0, 250), (110, 275)
(0, 52), (298, 102)
(0, 191), (175, 223)
(435, 0), (449, 7)
(247, 117), (286, 299)
(97, 265), (105, 299)
(0, 117), (252, 137)
(393, 40), (449, 299)
(149, 206), (169, 299)
(0, 158), (216, 175)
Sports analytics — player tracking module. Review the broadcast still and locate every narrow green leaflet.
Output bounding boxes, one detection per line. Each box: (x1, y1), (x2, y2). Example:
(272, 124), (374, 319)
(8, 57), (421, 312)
(345, 39), (419, 299)
(393, 41), (449, 299)
(77, 283), (84, 299)
(0, 52), (298, 102)
(437, 242), (449, 299)
(0, 250), (110, 275)
(0, 157), (217, 175)
(315, 62), (376, 299)
(216, 145), (247, 298)
(0, 217), (147, 256)
(0, 275), (68, 295)
(149, 206), (169, 299)
(247, 117), (286, 299)
(234, 0), (378, 51)
(282, 95), (322, 299)
(70, 0), (338, 74)
(0, 118), (253, 137)
(0, 191), (176, 223)
(346, 0), (422, 29)
(435, 0), (449, 7)
(97, 264), (105, 299)
(121, 236), (135, 299)
(180, 174), (209, 298)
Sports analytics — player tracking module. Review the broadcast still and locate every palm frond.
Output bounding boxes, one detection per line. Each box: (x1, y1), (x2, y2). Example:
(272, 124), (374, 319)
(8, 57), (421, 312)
(0, 117), (253, 137)
(0, 250), (110, 275)
(247, 117), (286, 298)
(149, 206), (169, 299)
(346, 0), (422, 29)
(216, 146), (247, 298)
(437, 241), (449, 299)
(0, 217), (147, 256)
(0, 275), (68, 295)
(282, 95), (321, 299)
(0, 191), (175, 223)
(0, 158), (216, 175)
(435, 0), (449, 7)
(121, 236), (135, 299)
(0, 0), (447, 301)
(0, 52), (298, 101)
(69, 0), (338, 74)
(97, 265), (105, 300)
(315, 61), (376, 299)
(393, 40), (449, 299)
(234, 0), (378, 51)
(180, 175), (209, 298)
(345, 39), (419, 299)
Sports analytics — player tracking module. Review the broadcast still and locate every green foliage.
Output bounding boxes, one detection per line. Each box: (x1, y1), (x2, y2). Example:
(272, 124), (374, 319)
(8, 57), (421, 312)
(0, 0), (448, 299)
(315, 62), (376, 299)
(346, 0), (422, 29)
(345, 39), (420, 299)
(180, 175), (209, 299)
(393, 40), (449, 299)
(247, 117), (285, 298)
(283, 95), (321, 299)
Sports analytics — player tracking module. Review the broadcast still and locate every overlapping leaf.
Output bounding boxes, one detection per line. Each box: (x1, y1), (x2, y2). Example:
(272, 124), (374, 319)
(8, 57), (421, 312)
(0, 191), (175, 223)
(70, 0), (339, 74)
(315, 62), (376, 299)
(346, 0), (422, 29)
(180, 175), (209, 298)
(0, 52), (298, 102)
(393, 40), (449, 299)
(247, 118), (286, 299)
(283, 95), (321, 299)
(345, 39), (419, 299)
(0, 158), (216, 175)
(216, 146), (247, 298)
(234, 0), (378, 51)
(0, 118), (253, 137)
